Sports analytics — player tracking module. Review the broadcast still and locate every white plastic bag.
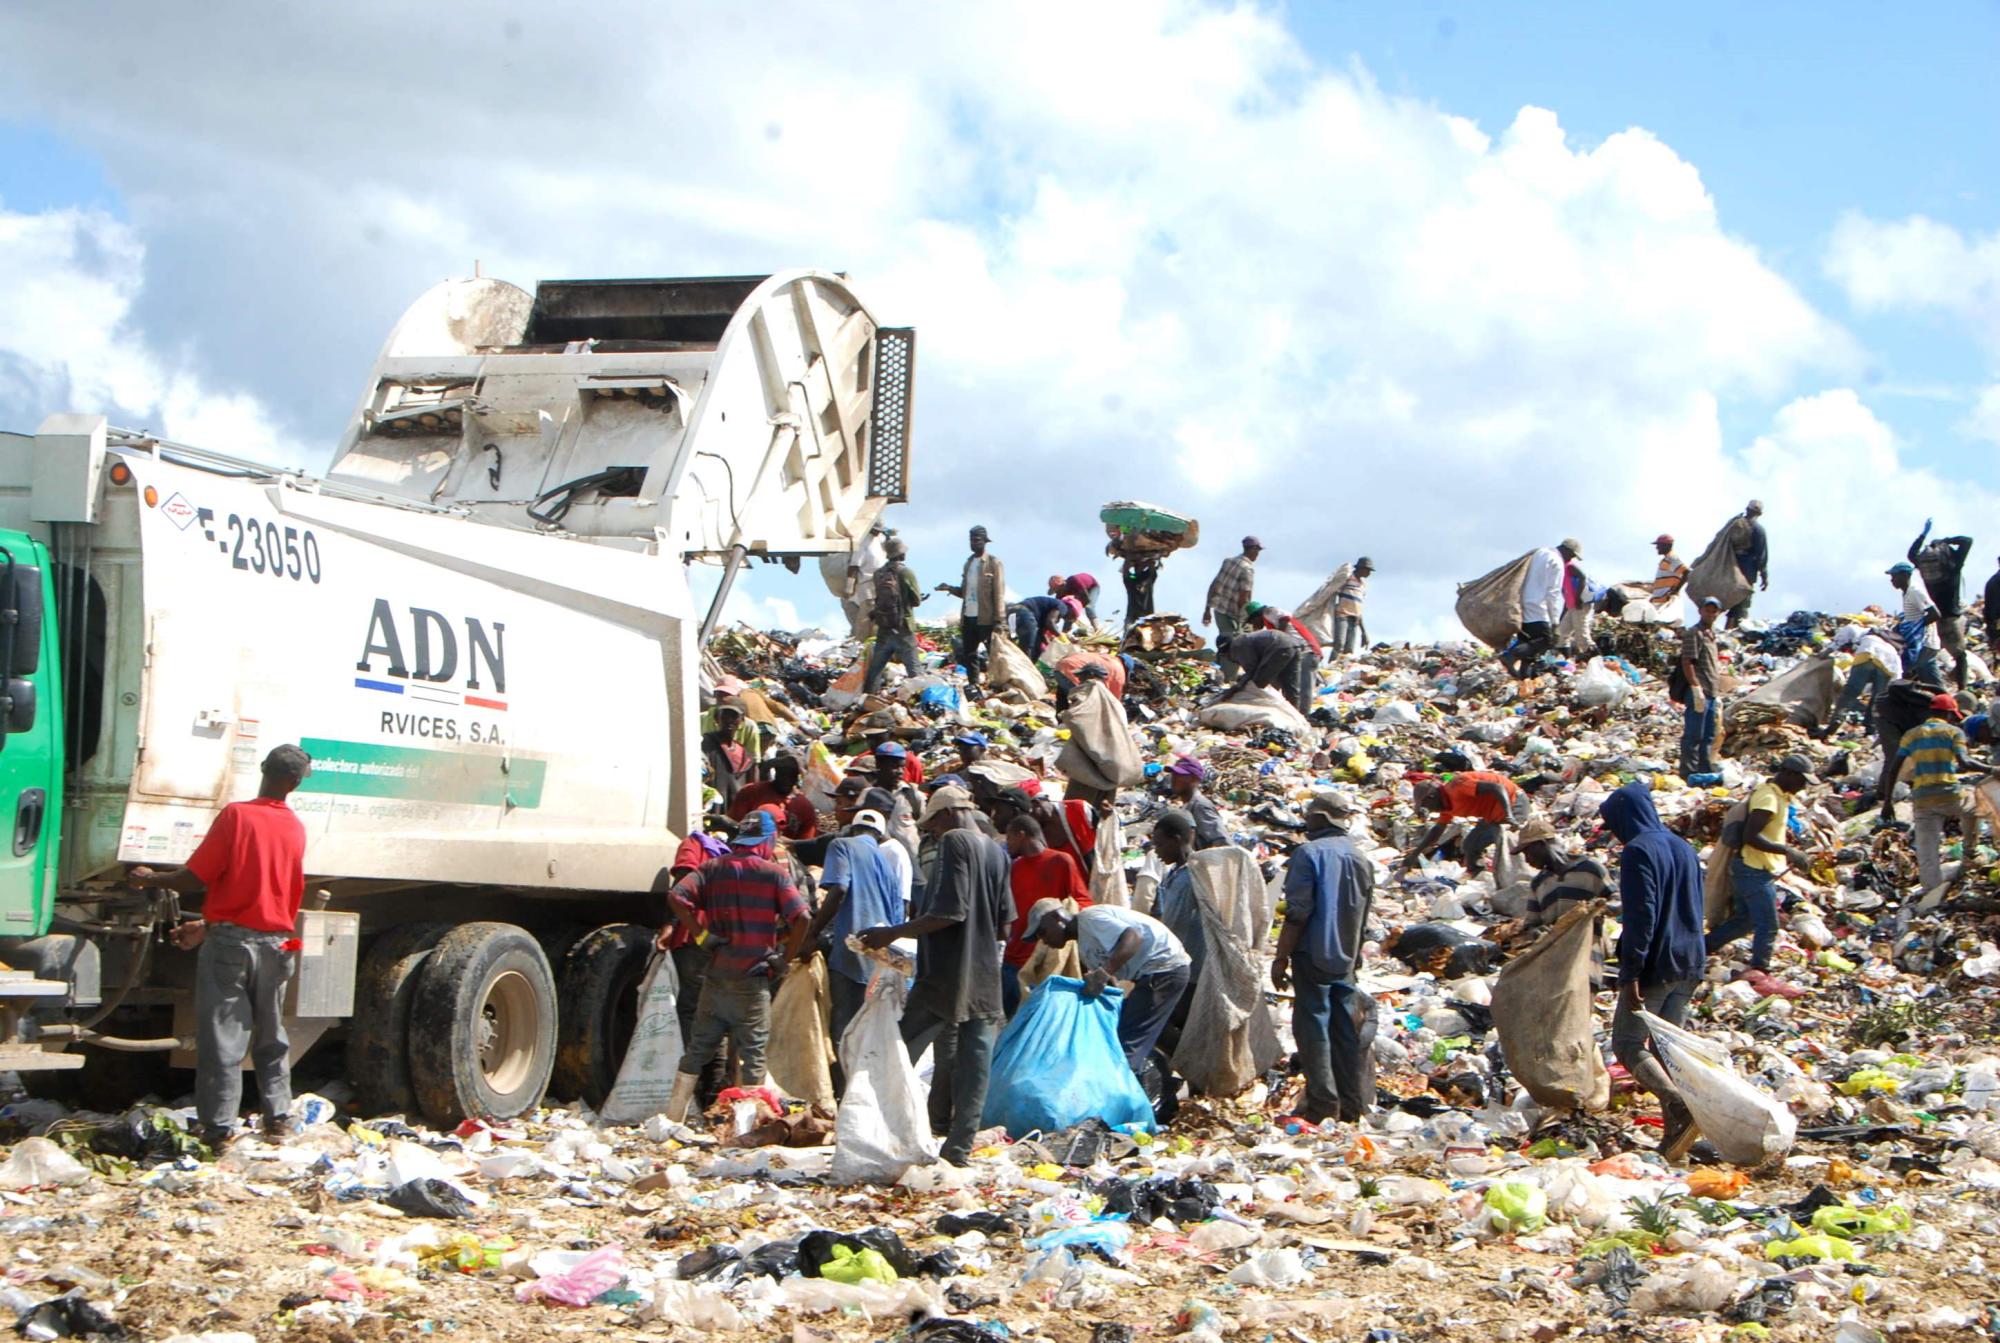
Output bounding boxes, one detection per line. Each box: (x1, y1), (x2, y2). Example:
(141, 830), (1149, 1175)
(1197, 684), (1310, 734)
(1639, 1011), (1796, 1165)
(1572, 658), (1633, 708)
(831, 971), (939, 1183)
(599, 953), (685, 1123)
(0, 1136), (89, 1189)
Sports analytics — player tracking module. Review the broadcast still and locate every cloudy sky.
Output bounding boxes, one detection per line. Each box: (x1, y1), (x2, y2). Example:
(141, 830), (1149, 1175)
(3, 3), (1998, 638)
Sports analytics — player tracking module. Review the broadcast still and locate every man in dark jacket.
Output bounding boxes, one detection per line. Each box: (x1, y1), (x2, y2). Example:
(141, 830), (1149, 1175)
(1272, 794), (1378, 1123)
(1910, 520), (1974, 688)
(1723, 500), (1768, 629)
(1599, 782), (1705, 1151)
(1984, 555), (2000, 655)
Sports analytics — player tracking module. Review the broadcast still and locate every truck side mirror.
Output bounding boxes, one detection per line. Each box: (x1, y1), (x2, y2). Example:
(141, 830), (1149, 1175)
(3, 679), (32, 733)
(0, 560), (40, 678)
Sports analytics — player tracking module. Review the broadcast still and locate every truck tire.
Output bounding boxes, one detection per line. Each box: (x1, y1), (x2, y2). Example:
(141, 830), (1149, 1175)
(551, 923), (655, 1107)
(408, 923), (557, 1125)
(345, 922), (450, 1117)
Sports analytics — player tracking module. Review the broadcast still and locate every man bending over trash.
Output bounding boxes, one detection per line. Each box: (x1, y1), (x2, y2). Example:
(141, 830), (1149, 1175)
(1599, 781), (1705, 1154)
(1402, 770), (1525, 874)
(1026, 899), (1191, 1084)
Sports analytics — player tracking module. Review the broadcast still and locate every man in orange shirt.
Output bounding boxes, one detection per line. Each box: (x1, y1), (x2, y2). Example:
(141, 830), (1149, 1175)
(130, 745), (313, 1147)
(1001, 814), (1091, 1016)
(1400, 770), (1526, 874)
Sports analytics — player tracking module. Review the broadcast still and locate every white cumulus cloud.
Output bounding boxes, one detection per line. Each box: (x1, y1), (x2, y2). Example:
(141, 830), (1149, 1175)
(1, 1), (1969, 634)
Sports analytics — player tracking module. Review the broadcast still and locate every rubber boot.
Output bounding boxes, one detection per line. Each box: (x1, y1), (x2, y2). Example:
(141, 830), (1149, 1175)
(664, 1072), (697, 1125)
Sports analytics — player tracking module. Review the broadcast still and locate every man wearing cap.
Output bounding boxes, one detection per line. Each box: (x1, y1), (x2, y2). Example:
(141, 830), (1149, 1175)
(863, 536), (924, 693)
(1402, 770), (1526, 874)
(941, 526), (1006, 674)
(1705, 756), (1815, 989)
(1027, 898), (1191, 1082)
(857, 784), (1011, 1165)
(1517, 816), (1611, 935)
(1008, 591), (1076, 660)
(1505, 540), (1575, 678)
(1677, 596), (1725, 776)
(1203, 537), (1262, 678)
(1272, 793), (1378, 1123)
(1722, 501), (1768, 628)
(1650, 534), (1689, 610)
(869, 742), (925, 868)
(798, 806), (905, 1056)
(657, 811), (811, 1122)
(700, 700), (761, 808)
(1893, 694), (1989, 892)
(726, 755), (819, 841)
(1889, 561), (1944, 686)
(1165, 757), (1230, 850)
(1556, 540), (1596, 656)
(1829, 624), (1903, 733)
(952, 732), (989, 774)
(1001, 814), (1091, 1016)
(1332, 557), (1373, 657)
(130, 744), (314, 1146)
(1909, 521), (1974, 689)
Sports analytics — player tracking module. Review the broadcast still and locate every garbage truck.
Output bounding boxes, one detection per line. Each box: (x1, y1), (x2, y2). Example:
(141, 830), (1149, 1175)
(0, 270), (915, 1122)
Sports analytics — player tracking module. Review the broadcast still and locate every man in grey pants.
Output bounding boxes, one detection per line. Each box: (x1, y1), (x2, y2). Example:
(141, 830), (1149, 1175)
(131, 745), (313, 1148)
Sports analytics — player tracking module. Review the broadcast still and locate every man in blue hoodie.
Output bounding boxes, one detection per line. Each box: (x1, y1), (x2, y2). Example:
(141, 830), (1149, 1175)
(1598, 782), (1706, 1150)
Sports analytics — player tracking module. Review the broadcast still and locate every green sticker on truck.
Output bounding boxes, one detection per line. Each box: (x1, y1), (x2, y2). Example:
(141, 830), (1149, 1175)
(297, 738), (545, 809)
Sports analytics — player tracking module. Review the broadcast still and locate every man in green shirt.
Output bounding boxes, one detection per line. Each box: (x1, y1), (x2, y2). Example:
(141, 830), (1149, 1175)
(863, 538), (924, 692)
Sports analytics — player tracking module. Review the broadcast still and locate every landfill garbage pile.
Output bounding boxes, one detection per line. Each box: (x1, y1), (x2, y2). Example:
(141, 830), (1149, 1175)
(4, 604), (2000, 1343)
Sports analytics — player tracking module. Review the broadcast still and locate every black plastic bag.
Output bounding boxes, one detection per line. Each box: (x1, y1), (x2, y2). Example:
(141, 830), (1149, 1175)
(1386, 923), (1499, 977)
(1092, 1175), (1221, 1225)
(801, 1228), (960, 1279)
(383, 1177), (473, 1219)
(676, 1244), (744, 1281)
(935, 1211), (1021, 1237)
(906, 1319), (1011, 1343)
(14, 1289), (129, 1340)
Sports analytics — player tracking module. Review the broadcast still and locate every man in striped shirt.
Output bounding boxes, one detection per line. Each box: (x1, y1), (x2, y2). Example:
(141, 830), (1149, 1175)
(1896, 694), (1989, 892)
(1203, 537), (1261, 677)
(658, 811), (810, 1122)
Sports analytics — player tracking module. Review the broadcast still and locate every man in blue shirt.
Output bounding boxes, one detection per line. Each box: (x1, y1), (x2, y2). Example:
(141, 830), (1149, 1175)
(797, 807), (905, 1078)
(1272, 793), (1377, 1123)
(1600, 781), (1706, 1152)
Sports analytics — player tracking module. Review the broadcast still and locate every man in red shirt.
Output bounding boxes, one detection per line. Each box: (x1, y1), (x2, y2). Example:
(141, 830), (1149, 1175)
(1401, 770), (1526, 874)
(656, 810), (810, 1123)
(725, 755), (820, 841)
(130, 744), (313, 1147)
(1001, 814), (1091, 1016)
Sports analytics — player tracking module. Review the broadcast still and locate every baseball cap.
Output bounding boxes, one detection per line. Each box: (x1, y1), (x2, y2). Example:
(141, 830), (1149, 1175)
(1245, 601), (1268, 618)
(872, 741), (908, 759)
(1928, 693), (1964, 720)
(1775, 753), (1816, 776)
(834, 773), (870, 798)
(730, 811), (776, 849)
(1700, 596), (1722, 609)
(1354, 556), (1374, 569)
(1560, 537), (1583, 557)
(918, 782), (974, 824)
(1241, 535), (1263, 549)
(1017, 896), (1068, 943)
(952, 731), (989, 750)
(851, 808), (887, 834)
(1888, 562), (1915, 576)
(1653, 534), (1674, 547)
(1166, 757), (1205, 779)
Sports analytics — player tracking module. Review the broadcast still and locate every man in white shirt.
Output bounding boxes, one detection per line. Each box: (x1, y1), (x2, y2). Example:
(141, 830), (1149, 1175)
(1502, 539), (1576, 678)
(1829, 624), (1903, 732)
(1024, 899), (1191, 1082)
(1890, 562), (1943, 686)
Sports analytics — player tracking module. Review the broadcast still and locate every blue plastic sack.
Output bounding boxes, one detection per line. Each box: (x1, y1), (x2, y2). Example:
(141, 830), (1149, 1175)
(918, 684), (962, 714)
(981, 977), (1155, 1137)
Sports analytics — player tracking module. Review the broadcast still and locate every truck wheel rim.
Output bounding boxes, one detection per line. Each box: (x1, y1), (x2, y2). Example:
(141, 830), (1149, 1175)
(477, 970), (538, 1094)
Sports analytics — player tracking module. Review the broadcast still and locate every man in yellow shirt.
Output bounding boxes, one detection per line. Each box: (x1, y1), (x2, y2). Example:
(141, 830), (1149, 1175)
(1705, 755), (1814, 993)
